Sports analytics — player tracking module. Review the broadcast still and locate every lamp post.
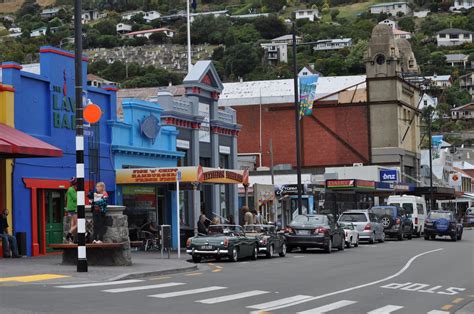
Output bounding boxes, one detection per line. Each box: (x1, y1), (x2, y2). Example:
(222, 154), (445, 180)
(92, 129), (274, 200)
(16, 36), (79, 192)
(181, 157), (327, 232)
(74, 0), (87, 272)
(292, 22), (303, 215)
(428, 110), (434, 211)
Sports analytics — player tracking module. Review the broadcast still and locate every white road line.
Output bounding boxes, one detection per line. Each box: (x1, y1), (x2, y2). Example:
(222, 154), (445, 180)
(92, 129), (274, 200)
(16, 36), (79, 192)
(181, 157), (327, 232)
(426, 311), (450, 314)
(102, 282), (185, 293)
(250, 248), (444, 313)
(297, 300), (357, 314)
(247, 295), (313, 310)
(149, 286), (227, 298)
(196, 290), (269, 304)
(55, 279), (144, 289)
(367, 305), (404, 314)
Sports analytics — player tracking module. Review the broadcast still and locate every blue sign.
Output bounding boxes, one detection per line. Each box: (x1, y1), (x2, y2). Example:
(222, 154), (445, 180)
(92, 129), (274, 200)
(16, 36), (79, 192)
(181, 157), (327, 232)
(380, 169), (397, 182)
(177, 171), (182, 182)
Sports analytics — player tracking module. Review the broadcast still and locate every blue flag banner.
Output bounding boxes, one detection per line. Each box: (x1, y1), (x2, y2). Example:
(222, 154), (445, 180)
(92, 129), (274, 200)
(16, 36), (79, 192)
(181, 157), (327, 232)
(299, 74), (319, 118)
(191, 0), (197, 10)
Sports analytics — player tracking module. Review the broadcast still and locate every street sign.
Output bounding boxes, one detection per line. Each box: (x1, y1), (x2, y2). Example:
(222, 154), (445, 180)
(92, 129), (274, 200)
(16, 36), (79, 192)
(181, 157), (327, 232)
(177, 170), (182, 182)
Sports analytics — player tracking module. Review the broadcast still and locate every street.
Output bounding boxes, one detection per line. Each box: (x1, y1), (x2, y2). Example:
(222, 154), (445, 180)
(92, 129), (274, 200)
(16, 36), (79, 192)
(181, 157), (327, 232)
(1, 231), (472, 314)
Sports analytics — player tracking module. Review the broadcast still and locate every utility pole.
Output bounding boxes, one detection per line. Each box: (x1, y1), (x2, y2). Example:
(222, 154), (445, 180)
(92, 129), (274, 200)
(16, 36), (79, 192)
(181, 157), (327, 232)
(74, 0), (87, 272)
(292, 22), (303, 215)
(428, 110), (434, 211)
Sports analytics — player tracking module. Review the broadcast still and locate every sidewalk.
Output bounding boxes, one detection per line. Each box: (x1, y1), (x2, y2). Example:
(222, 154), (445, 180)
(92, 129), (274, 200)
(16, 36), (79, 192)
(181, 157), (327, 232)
(0, 251), (197, 284)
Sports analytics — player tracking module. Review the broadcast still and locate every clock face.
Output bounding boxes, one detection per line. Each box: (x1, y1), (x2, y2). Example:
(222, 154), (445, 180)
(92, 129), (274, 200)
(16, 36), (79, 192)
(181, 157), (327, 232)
(376, 54), (386, 65)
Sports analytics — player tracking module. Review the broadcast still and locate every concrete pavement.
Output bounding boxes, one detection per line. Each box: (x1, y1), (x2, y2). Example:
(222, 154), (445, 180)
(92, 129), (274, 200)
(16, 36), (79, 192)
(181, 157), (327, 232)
(0, 231), (472, 314)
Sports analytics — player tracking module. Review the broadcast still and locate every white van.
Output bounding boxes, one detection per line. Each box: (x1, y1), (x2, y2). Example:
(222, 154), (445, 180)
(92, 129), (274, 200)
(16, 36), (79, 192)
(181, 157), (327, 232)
(387, 195), (428, 237)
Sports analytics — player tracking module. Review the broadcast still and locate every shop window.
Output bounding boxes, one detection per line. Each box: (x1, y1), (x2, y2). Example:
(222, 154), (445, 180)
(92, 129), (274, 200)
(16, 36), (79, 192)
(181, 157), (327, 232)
(123, 185), (158, 231)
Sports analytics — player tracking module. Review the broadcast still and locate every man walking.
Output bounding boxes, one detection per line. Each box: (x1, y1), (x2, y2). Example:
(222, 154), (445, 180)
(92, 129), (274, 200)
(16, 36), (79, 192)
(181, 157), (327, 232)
(0, 209), (21, 258)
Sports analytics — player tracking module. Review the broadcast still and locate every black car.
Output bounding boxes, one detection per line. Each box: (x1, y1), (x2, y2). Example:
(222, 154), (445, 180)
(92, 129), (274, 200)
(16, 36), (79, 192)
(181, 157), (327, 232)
(424, 211), (463, 241)
(284, 214), (345, 254)
(369, 206), (413, 241)
(244, 225), (287, 258)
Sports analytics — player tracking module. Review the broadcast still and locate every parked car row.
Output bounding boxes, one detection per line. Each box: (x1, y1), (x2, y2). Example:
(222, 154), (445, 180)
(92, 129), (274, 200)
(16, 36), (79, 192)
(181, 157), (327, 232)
(185, 202), (463, 263)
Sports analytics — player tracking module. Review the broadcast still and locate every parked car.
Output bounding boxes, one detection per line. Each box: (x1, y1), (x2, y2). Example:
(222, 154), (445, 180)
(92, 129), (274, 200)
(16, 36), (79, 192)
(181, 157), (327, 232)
(424, 211), (463, 241)
(284, 214), (345, 253)
(339, 222), (359, 248)
(387, 195), (427, 237)
(463, 208), (474, 227)
(243, 224), (286, 258)
(338, 210), (385, 243)
(369, 206), (413, 240)
(186, 225), (258, 263)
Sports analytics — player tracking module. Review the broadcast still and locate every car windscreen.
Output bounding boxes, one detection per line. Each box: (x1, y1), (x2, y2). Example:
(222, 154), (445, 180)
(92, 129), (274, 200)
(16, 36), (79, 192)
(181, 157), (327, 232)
(291, 215), (327, 225)
(208, 225), (243, 236)
(401, 203), (414, 214)
(429, 212), (452, 220)
(370, 207), (393, 218)
(339, 213), (368, 222)
(339, 222), (354, 230)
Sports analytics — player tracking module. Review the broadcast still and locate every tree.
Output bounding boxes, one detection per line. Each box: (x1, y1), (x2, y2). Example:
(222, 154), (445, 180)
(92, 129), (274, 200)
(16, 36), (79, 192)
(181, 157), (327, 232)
(330, 9), (340, 21)
(223, 43), (261, 79)
(94, 19), (117, 36)
(253, 16), (287, 40)
(398, 17), (415, 32)
(262, 0), (286, 12)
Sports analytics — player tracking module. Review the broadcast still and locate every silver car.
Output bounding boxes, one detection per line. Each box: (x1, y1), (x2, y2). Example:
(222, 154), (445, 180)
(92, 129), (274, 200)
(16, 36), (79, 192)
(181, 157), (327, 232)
(338, 210), (385, 243)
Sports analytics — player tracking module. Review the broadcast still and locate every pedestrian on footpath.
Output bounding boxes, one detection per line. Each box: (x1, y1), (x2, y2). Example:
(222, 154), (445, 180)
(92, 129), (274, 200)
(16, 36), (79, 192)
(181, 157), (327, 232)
(0, 209), (21, 258)
(65, 177), (78, 243)
(243, 206), (253, 225)
(89, 182), (109, 244)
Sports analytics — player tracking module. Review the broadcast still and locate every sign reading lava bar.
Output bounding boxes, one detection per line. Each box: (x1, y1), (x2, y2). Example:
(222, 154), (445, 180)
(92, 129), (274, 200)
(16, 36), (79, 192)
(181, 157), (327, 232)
(116, 166), (249, 185)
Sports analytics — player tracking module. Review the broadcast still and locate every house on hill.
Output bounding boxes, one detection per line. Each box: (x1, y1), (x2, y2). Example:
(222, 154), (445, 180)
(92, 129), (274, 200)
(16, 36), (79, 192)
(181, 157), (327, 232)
(436, 28), (473, 46)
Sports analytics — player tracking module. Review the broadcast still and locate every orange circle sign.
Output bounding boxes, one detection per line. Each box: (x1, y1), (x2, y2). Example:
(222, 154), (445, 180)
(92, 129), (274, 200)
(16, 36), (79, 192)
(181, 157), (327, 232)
(84, 103), (102, 124)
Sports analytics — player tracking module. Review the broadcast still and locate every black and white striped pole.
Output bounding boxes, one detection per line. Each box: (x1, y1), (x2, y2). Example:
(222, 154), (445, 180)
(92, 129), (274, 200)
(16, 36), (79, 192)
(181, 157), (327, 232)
(74, 0), (87, 272)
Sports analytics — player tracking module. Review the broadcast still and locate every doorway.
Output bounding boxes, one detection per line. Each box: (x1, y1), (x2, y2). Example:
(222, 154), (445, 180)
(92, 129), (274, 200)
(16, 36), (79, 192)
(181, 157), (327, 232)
(45, 190), (65, 252)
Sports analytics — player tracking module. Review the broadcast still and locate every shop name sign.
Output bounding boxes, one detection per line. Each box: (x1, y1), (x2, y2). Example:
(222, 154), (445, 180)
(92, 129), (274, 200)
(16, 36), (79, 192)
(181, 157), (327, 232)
(129, 168), (179, 183)
(380, 169), (398, 182)
(326, 180), (355, 189)
(52, 85), (76, 130)
(202, 169), (248, 184)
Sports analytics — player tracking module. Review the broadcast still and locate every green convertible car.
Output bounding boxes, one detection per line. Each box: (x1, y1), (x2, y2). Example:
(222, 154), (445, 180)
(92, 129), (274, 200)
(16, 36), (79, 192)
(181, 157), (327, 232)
(186, 225), (259, 263)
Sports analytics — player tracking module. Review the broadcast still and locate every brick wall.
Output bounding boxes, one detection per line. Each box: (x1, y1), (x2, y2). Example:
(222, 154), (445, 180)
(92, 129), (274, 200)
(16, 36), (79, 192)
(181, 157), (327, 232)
(233, 102), (370, 168)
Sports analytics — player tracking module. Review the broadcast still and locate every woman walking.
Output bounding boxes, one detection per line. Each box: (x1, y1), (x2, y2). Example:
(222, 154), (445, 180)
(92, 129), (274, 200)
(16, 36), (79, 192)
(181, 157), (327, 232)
(89, 182), (109, 244)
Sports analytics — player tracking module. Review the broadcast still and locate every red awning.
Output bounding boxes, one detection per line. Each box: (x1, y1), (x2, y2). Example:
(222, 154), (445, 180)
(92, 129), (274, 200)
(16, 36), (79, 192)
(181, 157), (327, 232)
(0, 124), (63, 158)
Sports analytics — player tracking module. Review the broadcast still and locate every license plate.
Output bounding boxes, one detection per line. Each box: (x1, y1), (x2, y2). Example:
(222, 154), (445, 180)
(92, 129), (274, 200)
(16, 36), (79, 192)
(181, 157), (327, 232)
(298, 230), (310, 235)
(200, 245), (213, 250)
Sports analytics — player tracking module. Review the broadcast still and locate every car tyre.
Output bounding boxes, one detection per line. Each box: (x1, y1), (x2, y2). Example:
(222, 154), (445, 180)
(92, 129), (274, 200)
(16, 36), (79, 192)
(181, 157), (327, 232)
(368, 233), (375, 244)
(397, 232), (404, 241)
(287, 245), (295, 253)
(338, 237), (345, 251)
(229, 247), (238, 262)
(379, 232), (385, 243)
(324, 239), (332, 254)
(424, 234), (430, 240)
(354, 236), (359, 247)
(300, 247), (307, 252)
(346, 239), (352, 248)
(251, 246), (258, 261)
(430, 235), (436, 240)
(450, 233), (457, 242)
(457, 232), (462, 241)
(266, 245), (274, 258)
(407, 229), (413, 240)
(279, 243), (287, 257)
(192, 255), (202, 263)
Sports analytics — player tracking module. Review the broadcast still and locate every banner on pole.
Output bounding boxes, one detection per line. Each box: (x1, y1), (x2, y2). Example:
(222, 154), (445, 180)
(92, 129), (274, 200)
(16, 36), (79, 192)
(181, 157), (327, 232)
(298, 74), (318, 118)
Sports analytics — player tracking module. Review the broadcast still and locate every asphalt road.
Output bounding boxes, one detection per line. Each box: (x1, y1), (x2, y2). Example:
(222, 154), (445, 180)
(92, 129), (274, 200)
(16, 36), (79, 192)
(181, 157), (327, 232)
(1, 231), (473, 314)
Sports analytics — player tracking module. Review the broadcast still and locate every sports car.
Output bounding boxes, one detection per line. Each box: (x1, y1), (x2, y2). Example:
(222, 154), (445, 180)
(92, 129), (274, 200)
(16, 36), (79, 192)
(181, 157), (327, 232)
(244, 224), (287, 258)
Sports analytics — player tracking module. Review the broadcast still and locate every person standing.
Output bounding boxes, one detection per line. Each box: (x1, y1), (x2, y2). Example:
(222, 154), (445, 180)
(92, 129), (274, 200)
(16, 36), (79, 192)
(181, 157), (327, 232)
(0, 209), (21, 258)
(243, 207), (253, 226)
(89, 182), (109, 244)
(65, 177), (78, 243)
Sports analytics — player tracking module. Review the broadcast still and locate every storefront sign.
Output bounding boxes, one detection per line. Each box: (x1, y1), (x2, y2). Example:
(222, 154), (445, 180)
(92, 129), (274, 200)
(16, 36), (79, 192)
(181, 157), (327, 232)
(356, 180), (376, 189)
(326, 180), (355, 189)
(176, 139), (190, 149)
(52, 84), (76, 130)
(219, 145), (230, 154)
(376, 182), (392, 191)
(202, 167), (249, 184)
(390, 183), (414, 192)
(380, 169), (398, 182)
(275, 184), (307, 196)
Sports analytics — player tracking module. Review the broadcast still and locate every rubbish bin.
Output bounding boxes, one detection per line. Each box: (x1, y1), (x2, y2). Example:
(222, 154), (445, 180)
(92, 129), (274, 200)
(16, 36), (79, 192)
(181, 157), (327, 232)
(16, 232), (27, 256)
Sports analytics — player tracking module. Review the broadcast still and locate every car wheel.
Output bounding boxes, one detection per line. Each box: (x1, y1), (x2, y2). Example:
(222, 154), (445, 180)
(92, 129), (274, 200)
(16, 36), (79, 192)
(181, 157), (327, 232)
(215, 255), (221, 262)
(279, 243), (287, 257)
(300, 247), (307, 252)
(397, 232), (403, 241)
(324, 238), (332, 254)
(379, 232), (385, 243)
(407, 230), (413, 240)
(287, 245), (295, 253)
(346, 238), (351, 248)
(338, 237), (345, 251)
(266, 245), (274, 258)
(354, 236), (359, 247)
(451, 233), (457, 242)
(380, 215), (394, 229)
(368, 233), (375, 244)
(229, 247), (238, 262)
(424, 234), (430, 240)
(430, 235), (436, 240)
(457, 232), (462, 241)
(251, 246), (258, 260)
(192, 255), (202, 263)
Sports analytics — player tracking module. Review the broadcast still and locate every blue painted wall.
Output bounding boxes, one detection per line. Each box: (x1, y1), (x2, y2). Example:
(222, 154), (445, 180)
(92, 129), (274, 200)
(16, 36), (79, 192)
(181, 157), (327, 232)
(2, 47), (116, 256)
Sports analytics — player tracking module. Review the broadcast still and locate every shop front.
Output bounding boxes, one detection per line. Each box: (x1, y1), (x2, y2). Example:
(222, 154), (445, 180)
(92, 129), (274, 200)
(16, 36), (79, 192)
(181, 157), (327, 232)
(116, 166), (249, 248)
(1, 47), (117, 256)
(324, 179), (377, 216)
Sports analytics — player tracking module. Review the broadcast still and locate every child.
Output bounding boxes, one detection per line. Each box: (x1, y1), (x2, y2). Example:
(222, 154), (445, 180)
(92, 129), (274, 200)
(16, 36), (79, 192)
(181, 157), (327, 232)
(89, 182), (109, 244)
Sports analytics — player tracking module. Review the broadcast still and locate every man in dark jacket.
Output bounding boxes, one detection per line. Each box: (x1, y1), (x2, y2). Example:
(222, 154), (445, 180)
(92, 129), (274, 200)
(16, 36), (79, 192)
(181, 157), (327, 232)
(197, 214), (208, 235)
(0, 209), (21, 258)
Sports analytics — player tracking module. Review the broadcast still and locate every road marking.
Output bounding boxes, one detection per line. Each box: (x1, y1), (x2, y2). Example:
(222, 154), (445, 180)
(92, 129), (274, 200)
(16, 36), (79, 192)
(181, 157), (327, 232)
(197, 290), (269, 304)
(150, 276), (172, 281)
(293, 256), (305, 258)
(212, 269), (222, 273)
(149, 286), (227, 298)
(55, 279), (143, 288)
(185, 272), (203, 276)
(249, 248), (443, 313)
(215, 265), (223, 269)
(427, 311), (450, 314)
(102, 282), (185, 293)
(297, 300), (357, 314)
(441, 304), (453, 310)
(247, 295), (313, 310)
(0, 274), (70, 283)
(452, 297), (464, 304)
(367, 305), (404, 314)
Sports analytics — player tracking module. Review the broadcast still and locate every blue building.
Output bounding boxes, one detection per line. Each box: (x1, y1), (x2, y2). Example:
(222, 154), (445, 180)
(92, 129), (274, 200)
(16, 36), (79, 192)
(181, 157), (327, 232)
(1, 47), (117, 256)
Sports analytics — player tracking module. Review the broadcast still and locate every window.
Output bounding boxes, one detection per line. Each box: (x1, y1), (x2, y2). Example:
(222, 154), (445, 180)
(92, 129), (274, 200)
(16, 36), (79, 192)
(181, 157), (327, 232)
(402, 203), (414, 214)
(439, 34), (446, 38)
(339, 213), (368, 222)
(417, 204), (425, 215)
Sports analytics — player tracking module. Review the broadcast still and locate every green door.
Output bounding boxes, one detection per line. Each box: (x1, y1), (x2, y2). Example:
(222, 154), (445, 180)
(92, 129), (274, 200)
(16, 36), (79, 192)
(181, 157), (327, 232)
(46, 190), (65, 251)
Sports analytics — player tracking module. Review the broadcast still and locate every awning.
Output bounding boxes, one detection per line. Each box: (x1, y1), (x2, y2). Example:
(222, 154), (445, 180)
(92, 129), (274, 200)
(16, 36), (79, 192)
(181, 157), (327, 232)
(116, 166), (249, 185)
(0, 123), (63, 158)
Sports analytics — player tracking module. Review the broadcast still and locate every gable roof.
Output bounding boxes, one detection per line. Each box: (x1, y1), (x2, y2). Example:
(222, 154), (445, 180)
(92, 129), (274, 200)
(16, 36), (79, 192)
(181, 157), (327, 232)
(445, 54), (468, 62)
(452, 103), (474, 111)
(183, 61), (224, 93)
(437, 28), (472, 35)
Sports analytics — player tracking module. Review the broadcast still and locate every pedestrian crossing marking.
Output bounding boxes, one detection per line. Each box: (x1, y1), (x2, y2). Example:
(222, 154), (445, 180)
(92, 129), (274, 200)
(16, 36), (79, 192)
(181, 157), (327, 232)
(196, 290), (269, 304)
(149, 286), (227, 298)
(247, 295), (313, 310)
(427, 311), (450, 314)
(452, 297), (464, 304)
(0, 274), (70, 283)
(297, 300), (357, 314)
(55, 279), (143, 288)
(185, 272), (203, 276)
(441, 304), (453, 310)
(367, 305), (404, 314)
(102, 282), (185, 293)
(212, 269), (222, 273)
